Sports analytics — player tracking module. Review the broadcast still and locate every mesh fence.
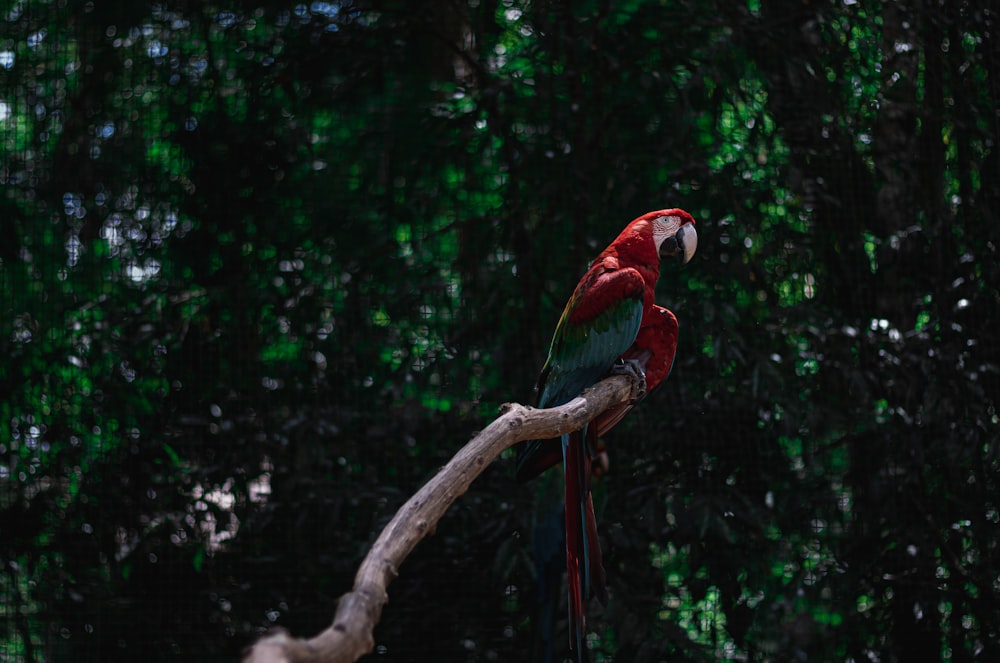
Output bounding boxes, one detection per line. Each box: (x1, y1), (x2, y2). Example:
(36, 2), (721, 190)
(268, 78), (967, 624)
(1, 2), (998, 662)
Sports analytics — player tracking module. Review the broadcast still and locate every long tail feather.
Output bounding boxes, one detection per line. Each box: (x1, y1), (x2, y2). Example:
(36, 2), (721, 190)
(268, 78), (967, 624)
(563, 426), (608, 660)
(563, 431), (587, 657)
(584, 425), (608, 606)
(530, 468), (566, 663)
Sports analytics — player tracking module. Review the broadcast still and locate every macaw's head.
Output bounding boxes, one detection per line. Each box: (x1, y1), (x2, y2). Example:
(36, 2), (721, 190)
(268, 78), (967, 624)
(602, 208), (698, 270)
(650, 208), (698, 264)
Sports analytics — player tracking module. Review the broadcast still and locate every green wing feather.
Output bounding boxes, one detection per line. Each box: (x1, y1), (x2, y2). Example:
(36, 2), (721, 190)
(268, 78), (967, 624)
(536, 266), (646, 408)
(516, 263), (646, 481)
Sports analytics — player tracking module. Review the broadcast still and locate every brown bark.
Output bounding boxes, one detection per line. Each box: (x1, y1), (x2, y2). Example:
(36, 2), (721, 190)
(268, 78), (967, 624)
(242, 373), (639, 663)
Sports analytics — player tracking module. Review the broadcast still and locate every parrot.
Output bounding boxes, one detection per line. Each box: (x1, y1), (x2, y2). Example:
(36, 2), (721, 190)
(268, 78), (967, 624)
(517, 208), (697, 661)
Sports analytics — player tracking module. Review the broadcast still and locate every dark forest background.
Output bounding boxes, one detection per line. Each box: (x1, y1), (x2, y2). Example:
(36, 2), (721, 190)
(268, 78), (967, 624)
(2, 1), (998, 661)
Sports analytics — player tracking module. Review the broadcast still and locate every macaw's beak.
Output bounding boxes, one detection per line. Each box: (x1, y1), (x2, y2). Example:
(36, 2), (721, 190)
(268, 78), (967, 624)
(660, 223), (698, 264)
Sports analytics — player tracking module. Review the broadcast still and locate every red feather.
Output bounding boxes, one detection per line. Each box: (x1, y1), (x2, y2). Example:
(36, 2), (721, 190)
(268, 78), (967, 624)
(519, 209), (696, 661)
(562, 260), (646, 328)
(563, 428), (607, 656)
(593, 305), (679, 436)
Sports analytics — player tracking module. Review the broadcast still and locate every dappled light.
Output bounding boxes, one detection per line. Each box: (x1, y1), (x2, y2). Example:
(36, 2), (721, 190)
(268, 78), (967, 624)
(2, 1), (999, 661)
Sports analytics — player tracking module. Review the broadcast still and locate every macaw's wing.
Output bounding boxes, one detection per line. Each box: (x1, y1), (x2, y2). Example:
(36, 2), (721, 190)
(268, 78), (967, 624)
(593, 305), (679, 437)
(539, 261), (647, 408)
(516, 261), (645, 482)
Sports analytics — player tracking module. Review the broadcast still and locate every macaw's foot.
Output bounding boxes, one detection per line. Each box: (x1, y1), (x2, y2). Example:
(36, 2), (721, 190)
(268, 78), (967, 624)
(610, 357), (647, 402)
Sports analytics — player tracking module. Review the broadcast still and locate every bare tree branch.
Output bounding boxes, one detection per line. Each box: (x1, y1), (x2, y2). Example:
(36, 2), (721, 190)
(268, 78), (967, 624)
(242, 373), (638, 663)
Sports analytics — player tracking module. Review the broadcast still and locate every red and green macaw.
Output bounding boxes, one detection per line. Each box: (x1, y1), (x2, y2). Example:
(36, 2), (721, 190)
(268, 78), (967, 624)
(517, 209), (697, 660)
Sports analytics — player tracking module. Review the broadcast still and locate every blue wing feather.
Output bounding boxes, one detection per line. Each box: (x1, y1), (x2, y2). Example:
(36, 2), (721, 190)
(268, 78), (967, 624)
(516, 265), (645, 481)
(537, 304), (643, 408)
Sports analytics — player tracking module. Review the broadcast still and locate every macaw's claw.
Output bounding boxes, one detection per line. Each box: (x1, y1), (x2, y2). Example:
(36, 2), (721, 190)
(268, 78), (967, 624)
(610, 357), (647, 402)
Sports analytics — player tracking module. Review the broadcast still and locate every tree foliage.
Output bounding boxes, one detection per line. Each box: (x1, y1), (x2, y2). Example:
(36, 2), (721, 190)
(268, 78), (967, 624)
(1, 1), (998, 661)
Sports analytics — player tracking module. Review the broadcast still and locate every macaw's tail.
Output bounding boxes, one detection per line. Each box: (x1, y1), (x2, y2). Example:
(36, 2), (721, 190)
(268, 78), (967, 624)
(563, 426), (609, 660)
(530, 468), (566, 663)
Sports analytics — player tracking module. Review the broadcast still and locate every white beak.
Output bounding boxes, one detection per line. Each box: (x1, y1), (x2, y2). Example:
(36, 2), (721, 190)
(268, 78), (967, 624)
(677, 224), (697, 264)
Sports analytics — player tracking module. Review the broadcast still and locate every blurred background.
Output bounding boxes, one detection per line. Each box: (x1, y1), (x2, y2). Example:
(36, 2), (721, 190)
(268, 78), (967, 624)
(1, 1), (998, 661)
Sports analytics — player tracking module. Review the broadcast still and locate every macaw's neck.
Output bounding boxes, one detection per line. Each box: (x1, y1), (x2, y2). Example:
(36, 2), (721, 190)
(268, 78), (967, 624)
(594, 220), (661, 295)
